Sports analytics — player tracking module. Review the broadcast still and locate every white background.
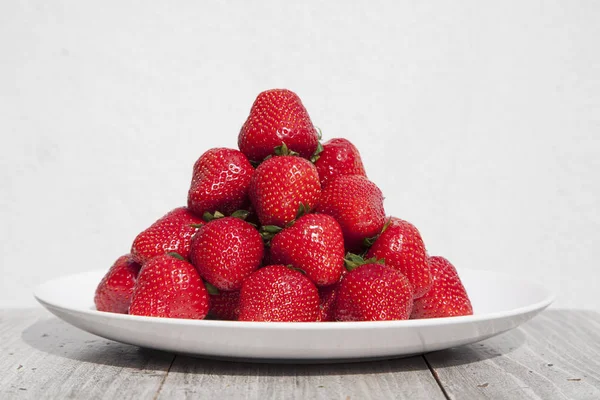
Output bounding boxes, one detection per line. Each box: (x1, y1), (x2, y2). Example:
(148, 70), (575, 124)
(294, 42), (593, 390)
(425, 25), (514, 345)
(1, 1), (598, 310)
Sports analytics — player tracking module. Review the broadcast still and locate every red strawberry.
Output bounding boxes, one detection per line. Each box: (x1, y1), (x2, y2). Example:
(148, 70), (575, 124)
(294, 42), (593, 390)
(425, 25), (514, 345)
(238, 89), (319, 162)
(316, 175), (385, 252)
(190, 216), (263, 291)
(187, 148), (254, 217)
(411, 256), (473, 319)
(129, 253), (209, 319)
(366, 218), (432, 299)
(238, 265), (320, 322)
(269, 213), (344, 286)
(314, 138), (366, 188)
(131, 207), (203, 264)
(209, 290), (241, 321)
(94, 254), (141, 314)
(318, 283), (341, 322)
(249, 155), (321, 227)
(333, 263), (413, 321)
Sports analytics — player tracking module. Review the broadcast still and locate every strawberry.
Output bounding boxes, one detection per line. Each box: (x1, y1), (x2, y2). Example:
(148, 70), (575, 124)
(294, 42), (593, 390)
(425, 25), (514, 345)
(189, 216), (263, 291)
(315, 175), (385, 252)
(238, 265), (320, 322)
(209, 290), (241, 321)
(366, 218), (432, 299)
(238, 89), (319, 162)
(249, 155), (321, 227)
(129, 253), (209, 319)
(269, 213), (344, 286)
(94, 254), (141, 314)
(131, 207), (203, 264)
(333, 263), (413, 321)
(314, 138), (366, 188)
(318, 283), (341, 322)
(187, 148), (254, 217)
(411, 256), (473, 319)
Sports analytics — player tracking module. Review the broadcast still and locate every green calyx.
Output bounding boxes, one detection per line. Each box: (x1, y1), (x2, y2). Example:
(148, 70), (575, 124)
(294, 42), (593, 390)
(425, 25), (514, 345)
(249, 159), (261, 168)
(204, 281), (219, 295)
(202, 209), (253, 225)
(363, 217), (393, 248)
(261, 225), (284, 234)
(203, 210), (226, 222)
(310, 141), (324, 163)
(343, 252), (385, 272)
(310, 127), (324, 163)
(273, 142), (299, 157)
(167, 252), (186, 261)
(230, 210), (250, 220)
(286, 265), (307, 275)
(294, 202), (310, 221)
(259, 225), (283, 246)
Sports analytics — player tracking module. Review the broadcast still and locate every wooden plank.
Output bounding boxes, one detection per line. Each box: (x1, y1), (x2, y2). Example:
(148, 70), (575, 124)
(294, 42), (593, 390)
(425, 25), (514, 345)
(156, 355), (446, 400)
(425, 310), (600, 400)
(0, 309), (174, 399)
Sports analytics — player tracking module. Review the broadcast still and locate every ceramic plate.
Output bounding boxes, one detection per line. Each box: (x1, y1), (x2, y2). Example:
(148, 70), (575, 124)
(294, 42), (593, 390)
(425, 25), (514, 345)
(34, 268), (553, 362)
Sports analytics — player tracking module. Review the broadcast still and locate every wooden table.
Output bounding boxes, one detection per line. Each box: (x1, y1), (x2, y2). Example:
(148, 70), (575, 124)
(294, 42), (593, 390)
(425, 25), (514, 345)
(1, 309), (599, 399)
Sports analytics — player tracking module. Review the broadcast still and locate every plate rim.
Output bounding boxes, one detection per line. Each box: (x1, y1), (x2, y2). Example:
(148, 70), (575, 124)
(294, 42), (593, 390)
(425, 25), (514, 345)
(33, 267), (555, 330)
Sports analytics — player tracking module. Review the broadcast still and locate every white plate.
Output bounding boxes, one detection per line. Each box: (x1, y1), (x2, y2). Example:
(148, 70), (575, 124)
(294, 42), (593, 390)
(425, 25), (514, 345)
(34, 268), (553, 362)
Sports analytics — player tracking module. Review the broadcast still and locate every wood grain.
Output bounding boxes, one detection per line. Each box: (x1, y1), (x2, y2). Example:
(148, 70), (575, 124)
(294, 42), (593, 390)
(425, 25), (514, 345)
(0, 309), (174, 399)
(425, 310), (600, 400)
(155, 355), (445, 400)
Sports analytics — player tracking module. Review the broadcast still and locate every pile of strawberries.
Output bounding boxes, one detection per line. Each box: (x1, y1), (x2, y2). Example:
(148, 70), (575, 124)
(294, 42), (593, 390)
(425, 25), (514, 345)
(94, 89), (473, 322)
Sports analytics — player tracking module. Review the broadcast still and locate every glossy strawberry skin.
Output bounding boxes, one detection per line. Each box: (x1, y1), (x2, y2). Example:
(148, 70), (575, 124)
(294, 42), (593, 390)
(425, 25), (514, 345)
(314, 138), (366, 188)
(249, 156), (321, 227)
(316, 175), (385, 253)
(238, 265), (320, 322)
(367, 218), (432, 299)
(270, 213), (344, 286)
(333, 263), (413, 321)
(238, 89), (319, 162)
(189, 217), (264, 291)
(131, 207), (204, 264)
(411, 256), (473, 319)
(94, 254), (141, 314)
(129, 254), (209, 319)
(318, 283), (340, 322)
(187, 148), (254, 217)
(209, 291), (241, 321)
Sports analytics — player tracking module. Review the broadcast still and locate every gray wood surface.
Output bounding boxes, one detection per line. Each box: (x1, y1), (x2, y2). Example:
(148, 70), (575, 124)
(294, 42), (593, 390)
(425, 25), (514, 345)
(156, 355), (444, 400)
(425, 310), (600, 400)
(0, 309), (174, 399)
(1, 308), (599, 399)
